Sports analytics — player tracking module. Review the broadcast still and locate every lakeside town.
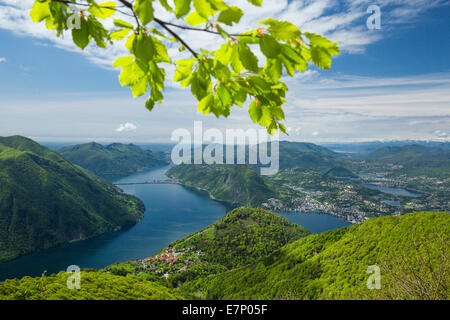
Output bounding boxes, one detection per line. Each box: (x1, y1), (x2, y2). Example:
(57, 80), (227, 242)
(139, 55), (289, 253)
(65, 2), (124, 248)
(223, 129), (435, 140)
(262, 170), (449, 224)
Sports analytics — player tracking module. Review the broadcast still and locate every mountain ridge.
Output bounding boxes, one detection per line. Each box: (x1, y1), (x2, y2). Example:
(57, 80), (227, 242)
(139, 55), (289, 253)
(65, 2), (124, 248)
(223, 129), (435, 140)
(0, 136), (145, 262)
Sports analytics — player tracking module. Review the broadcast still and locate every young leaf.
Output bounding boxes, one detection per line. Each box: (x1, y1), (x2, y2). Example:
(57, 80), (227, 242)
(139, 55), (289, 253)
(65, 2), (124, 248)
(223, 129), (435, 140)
(185, 11), (208, 26)
(110, 28), (131, 40)
(218, 6), (244, 26)
(259, 18), (301, 41)
(249, 100), (262, 123)
(193, 0), (212, 19)
(113, 19), (134, 29)
(88, 1), (116, 19)
(238, 43), (259, 73)
(30, 0), (51, 23)
(134, 0), (154, 25)
(310, 46), (332, 70)
(174, 0), (191, 18)
(159, 0), (173, 12)
(265, 58), (282, 82)
(72, 17), (90, 50)
(131, 76), (148, 97)
(145, 97), (155, 111)
(247, 0), (263, 6)
(259, 36), (281, 58)
(133, 33), (155, 64)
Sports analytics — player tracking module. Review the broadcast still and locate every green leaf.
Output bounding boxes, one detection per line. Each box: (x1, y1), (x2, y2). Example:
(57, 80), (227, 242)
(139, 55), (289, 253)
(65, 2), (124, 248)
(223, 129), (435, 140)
(72, 18), (90, 50)
(248, 100), (262, 123)
(209, 0), (228, 11)
(265, 58), (282, 82)
(198, 94), (213, 114)
(230, 45), (244, 73)
(131, 77), (148, 97)
(193, 0), (212, 19)
(30, 0), (51, 23)
(305, 32), (339, 52)
(113, 56), (134, 68)
(238, 43), (259, 73)
(218, 6), (244, 26)
(259, 36), (281, 58)
(231, 85), (247, 106)
(145, 97), (155, 111)
(310, 46), (332, 70)
(212, 61), (231, 82)
(259, 18), (301, 41)
(118, 61), (147, 87)
(185, 11), (208, 26)
(215, 43), (231, 65)
(190, 73), (207, 100)
(174, 0), (191, 18)
(125, 34), (136, 52)
(174, 58), (195, 82)
(151, 36), (170, 63)
(247, 0), (263, 6)
(133, 33), (155, 64)
(215, 84), (232, 110)
(87, 16), (108, 48)
(113, 19), (133, 29)
(159, 0), (173, 12)
(110, 28), (131, 40)
(134, 0), (154, 25)
(88, 1), (116, 19)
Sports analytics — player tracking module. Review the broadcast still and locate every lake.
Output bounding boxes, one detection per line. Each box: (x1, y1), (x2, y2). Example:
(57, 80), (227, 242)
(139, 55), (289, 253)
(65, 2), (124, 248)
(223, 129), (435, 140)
(361, 184), (420, 197)
(277, 212), (350, 233)
(0, 165), (349, 281)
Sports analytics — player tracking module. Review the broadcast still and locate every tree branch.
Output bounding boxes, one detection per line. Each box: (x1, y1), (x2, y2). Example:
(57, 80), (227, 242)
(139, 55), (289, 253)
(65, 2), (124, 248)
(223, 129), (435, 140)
(154, 18), (198, 58)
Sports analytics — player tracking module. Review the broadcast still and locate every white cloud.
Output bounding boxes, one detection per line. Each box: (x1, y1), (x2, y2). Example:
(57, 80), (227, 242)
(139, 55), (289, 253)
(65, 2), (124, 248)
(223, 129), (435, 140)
(434, 130), (448, 138)
(0, 1), (449, 143)
(116, 122), (137, 133)
(0, 57), (6, 63)
(0, 0), (447, 69)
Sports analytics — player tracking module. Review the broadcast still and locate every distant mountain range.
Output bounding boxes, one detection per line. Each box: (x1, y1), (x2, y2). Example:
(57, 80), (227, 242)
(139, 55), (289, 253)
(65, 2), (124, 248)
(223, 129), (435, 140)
(0, 136), (145, 262)
(59, 142), (169, 180)
(322, 140), (450, 154)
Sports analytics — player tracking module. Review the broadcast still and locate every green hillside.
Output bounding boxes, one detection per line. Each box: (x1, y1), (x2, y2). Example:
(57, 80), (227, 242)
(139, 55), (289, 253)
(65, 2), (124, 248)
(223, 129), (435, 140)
(0, 208), (447, 300)
(106, 207), (310, 285)
(59, 142), (168, 180)
(0, 136), (145, 262)
(0, 270), (185, 300)
(167, 164), (275, 206)
(278, 142), (345, 171)
(183, 211), (449, 300)
(323, 166), (357, 178)
(366, 145), (445, 160)
(365, 145), (450, 178)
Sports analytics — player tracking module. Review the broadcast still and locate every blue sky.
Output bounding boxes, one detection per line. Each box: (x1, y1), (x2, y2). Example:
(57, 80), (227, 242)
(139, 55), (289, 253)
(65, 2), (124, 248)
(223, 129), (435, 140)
(0, 0), (449, 143)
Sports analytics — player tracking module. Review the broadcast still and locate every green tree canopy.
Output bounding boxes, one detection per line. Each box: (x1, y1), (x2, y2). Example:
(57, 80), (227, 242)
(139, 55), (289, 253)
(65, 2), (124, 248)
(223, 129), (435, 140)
(30, 0), (340, 133)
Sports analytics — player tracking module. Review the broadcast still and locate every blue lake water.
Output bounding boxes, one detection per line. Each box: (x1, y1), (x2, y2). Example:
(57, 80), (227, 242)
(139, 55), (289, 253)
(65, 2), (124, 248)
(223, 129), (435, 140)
(361, 184), (420, 197)
(0, 165), (349, 281)
(277, 211), (350, 233)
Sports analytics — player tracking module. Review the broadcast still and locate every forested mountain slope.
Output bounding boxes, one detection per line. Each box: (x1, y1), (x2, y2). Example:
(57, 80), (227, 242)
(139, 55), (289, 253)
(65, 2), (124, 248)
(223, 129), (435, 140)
(167, 164), (275, 206)
(59, 142), (168, 180)
(0, 136), (145, 262)
(183, 211), (449, 300)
